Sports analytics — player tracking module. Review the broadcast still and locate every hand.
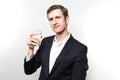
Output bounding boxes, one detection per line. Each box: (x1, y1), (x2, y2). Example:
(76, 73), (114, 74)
(27, 33), (42, 56)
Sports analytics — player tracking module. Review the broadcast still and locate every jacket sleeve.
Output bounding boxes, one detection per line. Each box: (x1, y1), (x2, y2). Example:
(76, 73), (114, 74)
(24, 55), (41, 74)
(72, 46), (88, 80)
(24, 38), (45, 75)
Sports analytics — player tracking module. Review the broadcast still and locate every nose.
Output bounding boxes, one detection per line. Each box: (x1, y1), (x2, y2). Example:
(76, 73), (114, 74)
(53, 19), (57, 25)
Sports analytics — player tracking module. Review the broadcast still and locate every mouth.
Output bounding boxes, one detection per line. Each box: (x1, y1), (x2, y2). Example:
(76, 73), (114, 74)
(54, 25), (60, 29)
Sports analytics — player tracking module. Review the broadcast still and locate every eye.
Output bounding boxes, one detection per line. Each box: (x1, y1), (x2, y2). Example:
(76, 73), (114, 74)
(49, 18), (53, 21)
(56, 16), (61, 19)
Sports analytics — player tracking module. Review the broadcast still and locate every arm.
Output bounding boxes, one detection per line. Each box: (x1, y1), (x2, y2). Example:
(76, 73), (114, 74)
(72, 46), (88, 80)
(24, 33), (42, 74)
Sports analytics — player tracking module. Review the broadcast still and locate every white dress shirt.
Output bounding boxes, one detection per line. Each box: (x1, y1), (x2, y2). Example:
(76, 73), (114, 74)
(49, 34), (70, 73)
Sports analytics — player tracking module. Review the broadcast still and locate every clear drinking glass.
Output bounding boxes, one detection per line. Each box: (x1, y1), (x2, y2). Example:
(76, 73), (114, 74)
(32, 30), (42, 45)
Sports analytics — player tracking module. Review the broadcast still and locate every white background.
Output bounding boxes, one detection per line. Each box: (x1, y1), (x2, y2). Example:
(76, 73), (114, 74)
(0, 0), (120, 80)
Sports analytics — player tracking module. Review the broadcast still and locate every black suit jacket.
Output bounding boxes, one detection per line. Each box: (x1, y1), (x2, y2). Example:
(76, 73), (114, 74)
(24, 35), (88, 80)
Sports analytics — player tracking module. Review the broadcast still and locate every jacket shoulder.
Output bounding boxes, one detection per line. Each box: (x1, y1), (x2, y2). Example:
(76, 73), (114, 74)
(74, 39), (87, 48)
(70, 35), (87, 48)
(41, 35), (55, 43)
(70, 36), (88, 52)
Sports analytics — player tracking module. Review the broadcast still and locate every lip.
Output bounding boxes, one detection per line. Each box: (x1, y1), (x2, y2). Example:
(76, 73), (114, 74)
(54, 25), (59, 29)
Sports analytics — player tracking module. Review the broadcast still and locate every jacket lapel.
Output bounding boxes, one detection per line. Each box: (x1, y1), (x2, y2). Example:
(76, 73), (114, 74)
(49, 35), (74, 75)
(42, 36), (54, 78)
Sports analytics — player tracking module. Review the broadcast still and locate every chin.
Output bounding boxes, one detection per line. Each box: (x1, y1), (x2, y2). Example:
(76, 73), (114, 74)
(53, 30), (60, 33)
(56, 31), (64, 34)
(54, 29), (65, 34)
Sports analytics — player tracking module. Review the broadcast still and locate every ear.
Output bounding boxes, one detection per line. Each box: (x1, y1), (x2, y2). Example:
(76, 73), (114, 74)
(66, 16), (70, 24)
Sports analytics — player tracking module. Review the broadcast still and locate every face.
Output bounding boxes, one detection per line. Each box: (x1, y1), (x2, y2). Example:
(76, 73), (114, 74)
(48, 9), (69, 34)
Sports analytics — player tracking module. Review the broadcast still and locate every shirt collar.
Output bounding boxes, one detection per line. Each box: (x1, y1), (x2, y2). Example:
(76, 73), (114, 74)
(53, 33), (70, 46)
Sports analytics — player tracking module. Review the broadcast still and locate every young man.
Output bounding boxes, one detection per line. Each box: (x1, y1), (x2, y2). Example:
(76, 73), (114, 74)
(24, 4), (88, 80)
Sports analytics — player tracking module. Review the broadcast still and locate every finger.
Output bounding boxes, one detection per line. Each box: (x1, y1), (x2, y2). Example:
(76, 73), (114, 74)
(27, 35), (41, 46)
(29, 38), (40, 46)
(27, 41), (36, 46)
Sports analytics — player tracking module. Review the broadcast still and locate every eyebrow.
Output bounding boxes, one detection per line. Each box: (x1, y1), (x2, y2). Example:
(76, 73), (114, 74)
(48, 16), (61, 21)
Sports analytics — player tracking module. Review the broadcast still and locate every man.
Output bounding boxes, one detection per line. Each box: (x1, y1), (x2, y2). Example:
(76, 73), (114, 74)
(24, 4), (88, 80)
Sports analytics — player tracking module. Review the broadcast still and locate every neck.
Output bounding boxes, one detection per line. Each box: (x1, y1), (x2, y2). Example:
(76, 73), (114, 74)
(56, 30), (69, 42)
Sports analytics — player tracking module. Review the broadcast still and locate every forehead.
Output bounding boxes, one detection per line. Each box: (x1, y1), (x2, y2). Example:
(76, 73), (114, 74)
(48, 9), (63, 18)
